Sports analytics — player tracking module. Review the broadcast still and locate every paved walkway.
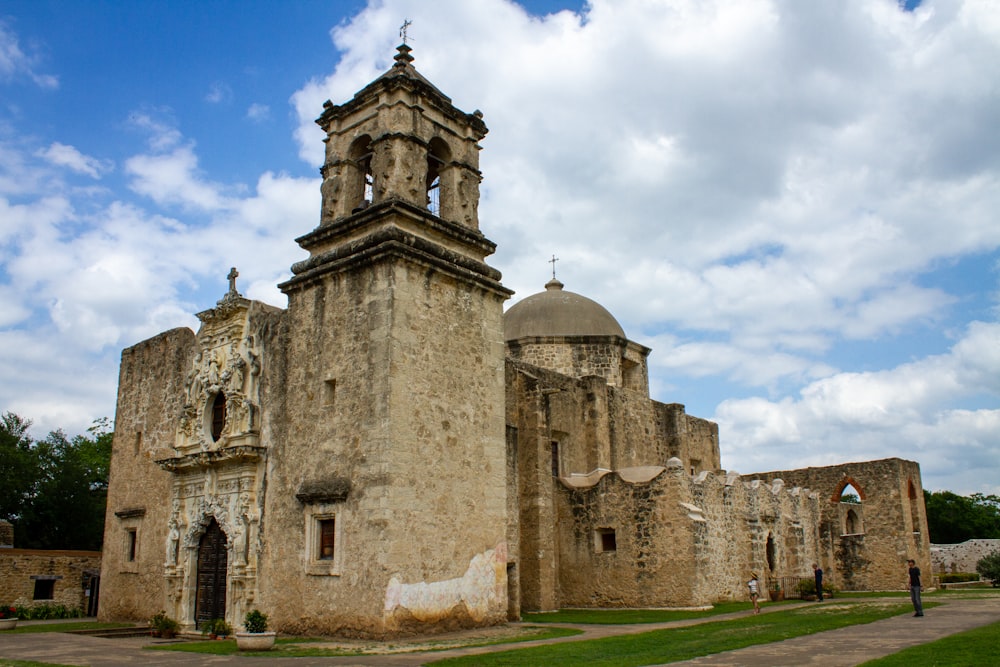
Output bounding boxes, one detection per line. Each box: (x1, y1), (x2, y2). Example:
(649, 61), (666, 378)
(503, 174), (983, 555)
(1, 597), (998, 667)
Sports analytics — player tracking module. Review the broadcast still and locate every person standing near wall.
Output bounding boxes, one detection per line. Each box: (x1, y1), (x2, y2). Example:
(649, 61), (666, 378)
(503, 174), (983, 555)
(908, 559), (924, 617)
(748, 573), (761, 615)
(813, 563), (824, 602)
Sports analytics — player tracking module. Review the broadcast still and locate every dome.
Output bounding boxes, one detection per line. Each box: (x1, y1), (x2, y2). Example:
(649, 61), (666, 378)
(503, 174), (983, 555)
(504, 279), (626, 341)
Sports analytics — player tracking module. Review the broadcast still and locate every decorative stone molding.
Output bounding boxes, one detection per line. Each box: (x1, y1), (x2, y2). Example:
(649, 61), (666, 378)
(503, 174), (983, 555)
(295, 477), (352, 504)
(175, 273), (264, 453)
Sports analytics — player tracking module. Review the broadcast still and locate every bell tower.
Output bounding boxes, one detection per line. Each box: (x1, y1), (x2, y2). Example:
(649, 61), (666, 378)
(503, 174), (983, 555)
(271, 45), (513, 636)
(315, 44), (487, 230)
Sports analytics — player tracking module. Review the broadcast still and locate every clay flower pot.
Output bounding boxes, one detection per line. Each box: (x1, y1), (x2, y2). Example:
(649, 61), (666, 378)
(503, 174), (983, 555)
(235, 631), (276, 651)
(0, 618), (17, 630)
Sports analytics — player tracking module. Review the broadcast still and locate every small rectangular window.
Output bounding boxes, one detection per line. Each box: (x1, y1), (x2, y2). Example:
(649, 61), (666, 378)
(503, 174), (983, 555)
(125, 528), (137, 562)
(318, 519), (336, 560)
(597, 528), (617, 553)
(551, 441), (560, 477)
(33, 579), (55, 600)
(323, 379), (336, 407)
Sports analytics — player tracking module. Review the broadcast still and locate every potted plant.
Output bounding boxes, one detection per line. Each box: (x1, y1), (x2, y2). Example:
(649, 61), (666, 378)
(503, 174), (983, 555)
(797, 578), (817, 601)
(149, 610), (179, 638)
(236, 609), (276, 651)
(200, 618), (231, 639)
(768, 581), (784, 601)
(0, 605), (18, 630)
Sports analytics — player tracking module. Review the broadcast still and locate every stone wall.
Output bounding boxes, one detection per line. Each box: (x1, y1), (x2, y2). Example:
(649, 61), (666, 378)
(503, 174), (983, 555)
(263, 255), (509, 637)
(508, 338), (622, 388)
(555, 462), (822, 608)
(99, 327), (195, 623)
(931, 539), (1000, 575)
(749, 459), (931, 591)
(1, 549), (101, 612)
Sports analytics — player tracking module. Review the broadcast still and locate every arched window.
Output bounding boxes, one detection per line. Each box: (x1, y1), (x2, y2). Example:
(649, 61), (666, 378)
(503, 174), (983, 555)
(845, 508), (859, 534)
(210, 392), (227, 442)
(840, 483), (861, 504)
(426, 138), (451, 217)
(347, 135), (373, 213)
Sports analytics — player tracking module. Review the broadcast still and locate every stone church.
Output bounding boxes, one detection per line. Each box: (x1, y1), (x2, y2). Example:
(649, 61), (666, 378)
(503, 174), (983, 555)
(99, 45), (932, 637)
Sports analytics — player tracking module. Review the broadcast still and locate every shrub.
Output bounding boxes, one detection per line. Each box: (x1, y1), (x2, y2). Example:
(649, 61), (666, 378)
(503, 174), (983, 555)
(941, 572), (981, 583)
(16, 604), (83, 620)
(244, 609), (268, 633)
(150, 610), (180, 636)
(976, 551), (1000, 587)
(0, 605), (16, 620)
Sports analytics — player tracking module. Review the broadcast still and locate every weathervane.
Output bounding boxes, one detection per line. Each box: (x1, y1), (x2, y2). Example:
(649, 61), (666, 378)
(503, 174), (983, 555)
(400, 19), (412, 44)
(549, 254), (559, 280)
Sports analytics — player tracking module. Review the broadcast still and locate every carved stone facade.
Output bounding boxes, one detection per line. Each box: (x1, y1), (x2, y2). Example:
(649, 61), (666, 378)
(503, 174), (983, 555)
(100, 45), (932, 637)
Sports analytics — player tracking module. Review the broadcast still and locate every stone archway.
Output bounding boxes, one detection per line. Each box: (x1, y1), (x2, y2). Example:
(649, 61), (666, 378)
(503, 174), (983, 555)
(194, 518), (227, 629)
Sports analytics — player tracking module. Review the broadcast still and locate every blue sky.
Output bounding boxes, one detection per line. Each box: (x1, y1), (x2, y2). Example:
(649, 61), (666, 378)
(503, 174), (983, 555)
(2, 0), (998, 495)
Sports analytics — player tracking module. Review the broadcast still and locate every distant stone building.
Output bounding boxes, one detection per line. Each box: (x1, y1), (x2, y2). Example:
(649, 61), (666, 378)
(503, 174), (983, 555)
(0, 520), (101, 616)
(931, 539), (1000, 575)
(99, 45), (932, 637)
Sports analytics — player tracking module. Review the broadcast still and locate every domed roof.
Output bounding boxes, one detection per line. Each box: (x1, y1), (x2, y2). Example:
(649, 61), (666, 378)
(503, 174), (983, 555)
(504, 279), (626, 341)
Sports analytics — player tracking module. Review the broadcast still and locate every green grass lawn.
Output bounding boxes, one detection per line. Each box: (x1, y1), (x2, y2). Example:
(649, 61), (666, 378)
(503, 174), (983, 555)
(0, 661), (76, 667)
(429, 602), (915, 666)
(857, 619), (1000, 667)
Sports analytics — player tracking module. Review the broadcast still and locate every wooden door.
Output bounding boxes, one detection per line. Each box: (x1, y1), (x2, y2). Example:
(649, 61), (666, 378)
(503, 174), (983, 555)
(194, 518), (227, 629)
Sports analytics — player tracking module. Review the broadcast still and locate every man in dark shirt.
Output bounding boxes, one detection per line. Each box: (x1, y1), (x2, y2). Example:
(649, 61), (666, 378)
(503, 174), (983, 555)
(908, 559), (924, 617)
(813, 563), (823, 601)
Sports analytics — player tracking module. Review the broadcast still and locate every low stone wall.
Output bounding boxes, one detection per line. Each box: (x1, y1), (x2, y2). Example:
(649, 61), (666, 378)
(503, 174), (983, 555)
(0, 548), (101, 612)
(931, 539), (1000, 574)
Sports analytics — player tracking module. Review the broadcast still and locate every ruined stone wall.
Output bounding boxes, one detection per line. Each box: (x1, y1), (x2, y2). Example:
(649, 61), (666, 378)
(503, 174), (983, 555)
(749, 459), (931, 591)
(99, 328), (195, 623)
(265, 258), (508, 637)
(0, 549), (101, 612)
(554, 462), (822, 608)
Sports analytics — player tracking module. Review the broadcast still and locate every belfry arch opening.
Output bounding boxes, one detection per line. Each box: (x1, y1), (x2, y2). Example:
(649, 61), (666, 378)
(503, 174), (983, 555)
(347, 135), (373, 213)
(426, 137), (451, 218)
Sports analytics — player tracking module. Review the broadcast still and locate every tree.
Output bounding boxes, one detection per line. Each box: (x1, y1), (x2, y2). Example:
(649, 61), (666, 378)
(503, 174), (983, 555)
(924, 490), (1000, 544)
(976, 552), (1000, 587)
(0, 412), (37, 524)
(0, 413), (112, 551)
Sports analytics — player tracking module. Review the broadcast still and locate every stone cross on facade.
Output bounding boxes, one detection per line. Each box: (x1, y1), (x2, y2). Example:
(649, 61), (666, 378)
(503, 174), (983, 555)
(549, 254), (559, 280)
(227, 267), (239, 295)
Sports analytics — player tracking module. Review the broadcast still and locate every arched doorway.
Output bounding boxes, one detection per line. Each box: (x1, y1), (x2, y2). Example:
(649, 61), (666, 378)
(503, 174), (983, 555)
(195, 518), (227, 629)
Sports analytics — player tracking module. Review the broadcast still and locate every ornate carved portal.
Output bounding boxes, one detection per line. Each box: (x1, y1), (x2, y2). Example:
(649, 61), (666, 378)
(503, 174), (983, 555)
(156, 277), (267, 630)
(195, 519), (227, 629)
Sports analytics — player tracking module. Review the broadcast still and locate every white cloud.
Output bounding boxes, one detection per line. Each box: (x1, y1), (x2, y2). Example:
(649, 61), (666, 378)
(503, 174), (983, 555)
(125, 145), (231, 211)
(35, 142), (111, 178)
(246, 103), (270, 122)
(715, 321), (1000, 492)
(0, 20), (58, 89)
(205, 81), (232, 104)
(1, 0), (998, 497)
